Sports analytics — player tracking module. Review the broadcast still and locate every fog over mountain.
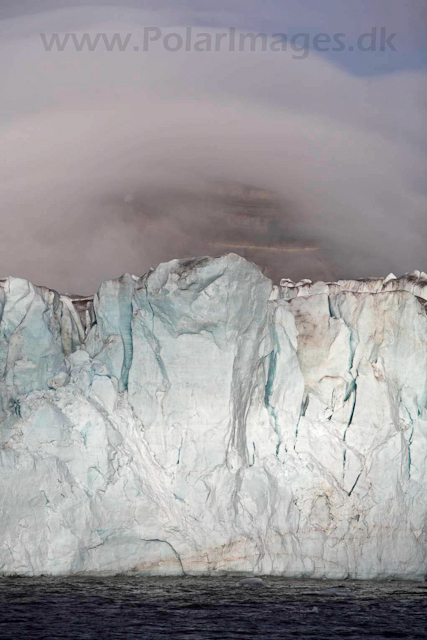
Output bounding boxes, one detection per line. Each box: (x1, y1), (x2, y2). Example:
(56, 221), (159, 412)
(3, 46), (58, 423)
(0, 5), (426, 293)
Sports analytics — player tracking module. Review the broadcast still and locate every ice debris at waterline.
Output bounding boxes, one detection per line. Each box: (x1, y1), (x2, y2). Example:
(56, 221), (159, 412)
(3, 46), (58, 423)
(238, 578), (264, 586)
(1, 255), (427, 578)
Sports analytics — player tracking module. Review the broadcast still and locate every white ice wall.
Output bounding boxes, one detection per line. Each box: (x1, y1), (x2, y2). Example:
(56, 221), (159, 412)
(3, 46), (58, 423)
(0, 256), (426, 578)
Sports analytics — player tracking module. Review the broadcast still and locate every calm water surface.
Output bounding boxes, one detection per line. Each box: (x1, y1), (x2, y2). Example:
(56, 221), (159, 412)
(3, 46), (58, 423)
(0, 575), (426, 639)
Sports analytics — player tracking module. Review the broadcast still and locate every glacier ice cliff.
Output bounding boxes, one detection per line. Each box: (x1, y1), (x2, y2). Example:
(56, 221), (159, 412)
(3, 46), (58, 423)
(1, 256), (427, 578)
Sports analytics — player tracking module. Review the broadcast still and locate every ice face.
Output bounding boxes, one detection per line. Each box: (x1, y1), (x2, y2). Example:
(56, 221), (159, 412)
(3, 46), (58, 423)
(0, 255), (426, 578)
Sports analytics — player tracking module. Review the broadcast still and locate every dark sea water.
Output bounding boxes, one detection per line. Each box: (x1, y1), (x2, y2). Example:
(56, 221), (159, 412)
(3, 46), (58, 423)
(0, 575), (426, 639)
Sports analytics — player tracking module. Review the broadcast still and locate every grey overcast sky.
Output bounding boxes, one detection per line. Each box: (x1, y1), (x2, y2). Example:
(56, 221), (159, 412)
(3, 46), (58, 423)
(0, 1), (426, 292)
(2, 0), (426, 74)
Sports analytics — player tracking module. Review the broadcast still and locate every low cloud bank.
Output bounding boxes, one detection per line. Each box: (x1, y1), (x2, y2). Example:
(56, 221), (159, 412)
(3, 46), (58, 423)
(0, 8), (426, 293)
